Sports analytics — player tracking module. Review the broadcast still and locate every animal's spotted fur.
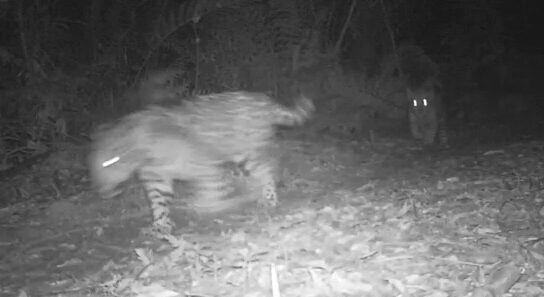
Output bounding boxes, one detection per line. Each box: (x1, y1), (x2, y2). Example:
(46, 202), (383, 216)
(89, 91), (314, 234)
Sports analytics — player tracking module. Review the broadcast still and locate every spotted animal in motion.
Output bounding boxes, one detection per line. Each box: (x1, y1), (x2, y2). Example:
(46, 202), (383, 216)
(406, 79), (448, 146)
(88, 91), (314, 234)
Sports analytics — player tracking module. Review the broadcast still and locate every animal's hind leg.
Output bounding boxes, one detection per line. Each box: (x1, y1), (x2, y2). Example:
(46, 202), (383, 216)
(139, 169), (176, 235)
(188, 163), (237, 213)
(244, 155), (278, 208)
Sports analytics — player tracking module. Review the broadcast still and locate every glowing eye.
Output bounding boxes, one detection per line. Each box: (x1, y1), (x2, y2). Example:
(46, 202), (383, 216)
(102, 156), (120, 168)
(412, 99), (417, 107)
(423, 98), (428, 106)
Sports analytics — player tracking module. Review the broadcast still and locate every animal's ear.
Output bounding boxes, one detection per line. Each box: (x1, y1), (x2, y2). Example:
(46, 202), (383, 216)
(428, 77), (442, 90)
(406, 88), (415, 98)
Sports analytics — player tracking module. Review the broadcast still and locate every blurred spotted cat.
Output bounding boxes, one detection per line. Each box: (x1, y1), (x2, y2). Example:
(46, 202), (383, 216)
(89, 91), (314, 234)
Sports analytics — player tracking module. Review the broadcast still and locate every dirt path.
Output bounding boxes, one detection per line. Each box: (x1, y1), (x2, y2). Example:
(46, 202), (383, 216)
(1, 137), (544, 296)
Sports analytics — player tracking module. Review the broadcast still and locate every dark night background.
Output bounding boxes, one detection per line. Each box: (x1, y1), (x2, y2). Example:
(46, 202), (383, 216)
(1, 0), (544, 157)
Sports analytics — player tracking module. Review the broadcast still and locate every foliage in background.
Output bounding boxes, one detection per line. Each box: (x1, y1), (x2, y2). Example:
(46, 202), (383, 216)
(0, 0), (543, 167)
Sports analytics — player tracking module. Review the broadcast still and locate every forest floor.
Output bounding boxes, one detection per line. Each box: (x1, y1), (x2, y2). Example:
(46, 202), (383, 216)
(1, 128), (544, 297)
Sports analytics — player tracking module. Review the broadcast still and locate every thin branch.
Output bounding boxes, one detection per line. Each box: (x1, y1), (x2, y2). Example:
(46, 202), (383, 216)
(379, 0), (402, 77)
(16, 1), (31, 77)
(192, 21), (200, 93)
(334, 0), (357, 56)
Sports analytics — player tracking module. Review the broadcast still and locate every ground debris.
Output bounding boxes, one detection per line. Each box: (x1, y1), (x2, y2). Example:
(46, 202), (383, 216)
(2, 140), (544, 296)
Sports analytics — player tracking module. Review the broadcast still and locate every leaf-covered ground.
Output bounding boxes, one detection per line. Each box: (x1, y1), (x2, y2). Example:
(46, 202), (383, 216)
(2, 134), (544, 297)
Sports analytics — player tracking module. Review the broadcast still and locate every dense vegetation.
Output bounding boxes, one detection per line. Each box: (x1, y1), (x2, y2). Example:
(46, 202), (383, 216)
(0, 0), (542, 168)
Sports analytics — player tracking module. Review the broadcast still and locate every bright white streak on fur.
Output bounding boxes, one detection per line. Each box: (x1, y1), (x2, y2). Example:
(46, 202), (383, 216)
(102, 156), (120, 168)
